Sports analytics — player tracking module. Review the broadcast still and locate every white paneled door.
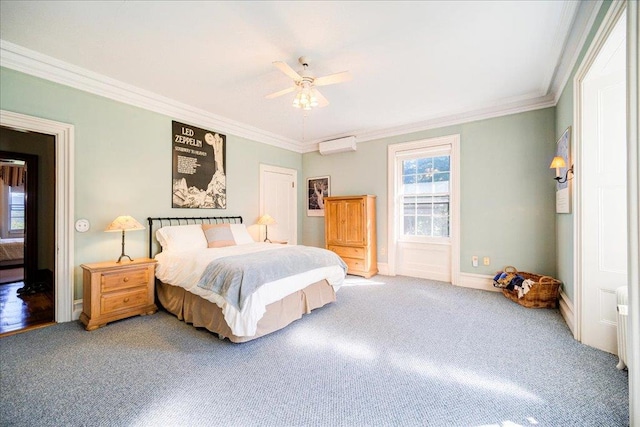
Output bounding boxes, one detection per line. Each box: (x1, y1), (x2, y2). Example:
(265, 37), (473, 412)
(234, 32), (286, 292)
(260, 164), (297, 244)
(581, 12), (627, 354)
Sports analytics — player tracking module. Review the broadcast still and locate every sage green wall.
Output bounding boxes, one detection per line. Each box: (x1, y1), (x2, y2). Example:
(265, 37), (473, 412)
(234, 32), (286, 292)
(0, 67), (302, 299)
(554, 1), (613, 302)
(303, 107), (558, 277)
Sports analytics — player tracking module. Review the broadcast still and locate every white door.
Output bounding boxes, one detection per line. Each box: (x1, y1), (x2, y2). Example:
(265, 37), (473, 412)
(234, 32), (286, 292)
(260, 164), (297, 244)
(581, 12), (627, 354)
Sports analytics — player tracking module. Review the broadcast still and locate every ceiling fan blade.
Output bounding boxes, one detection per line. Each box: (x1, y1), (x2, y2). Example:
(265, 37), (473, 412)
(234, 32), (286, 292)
(265, 86), (296, 99)
(273, 61), (302, 81)
(312, 88), (330, 107)
(314, 71), (352, 87)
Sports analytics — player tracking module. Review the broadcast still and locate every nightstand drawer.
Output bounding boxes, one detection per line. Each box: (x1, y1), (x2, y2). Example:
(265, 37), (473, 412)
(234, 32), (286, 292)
(101, 287), (148, 314)
(329, 245), (365, 259)
(101, 268), (149, 293)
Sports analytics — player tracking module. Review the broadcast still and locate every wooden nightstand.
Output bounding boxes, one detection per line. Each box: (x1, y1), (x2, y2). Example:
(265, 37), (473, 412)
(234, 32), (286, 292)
(80, 258), (157, 331)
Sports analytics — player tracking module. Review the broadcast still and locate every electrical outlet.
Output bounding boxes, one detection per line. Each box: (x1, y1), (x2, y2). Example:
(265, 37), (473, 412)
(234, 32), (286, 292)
(379, 246), (387, 256)
(472, 256), (479, 267)
(483, 257), (490, 266)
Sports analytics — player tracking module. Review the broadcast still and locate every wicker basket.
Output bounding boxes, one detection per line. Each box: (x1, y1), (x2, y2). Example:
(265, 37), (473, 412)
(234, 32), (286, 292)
(499, 266), (561, 308)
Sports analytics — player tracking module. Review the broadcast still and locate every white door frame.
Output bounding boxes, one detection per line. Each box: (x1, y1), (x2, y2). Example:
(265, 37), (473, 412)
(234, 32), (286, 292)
(573, 0), (627, 343)
(0, 109), (74, 323)
(625, 0), (639, 421)
(387, 134), (461, 285)
(259, 164), (297, 244)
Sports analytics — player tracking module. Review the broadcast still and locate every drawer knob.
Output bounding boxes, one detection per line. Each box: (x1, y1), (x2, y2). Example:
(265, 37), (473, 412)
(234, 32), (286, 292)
(123, 297), (130, 303)
(123, 277), (129, 282)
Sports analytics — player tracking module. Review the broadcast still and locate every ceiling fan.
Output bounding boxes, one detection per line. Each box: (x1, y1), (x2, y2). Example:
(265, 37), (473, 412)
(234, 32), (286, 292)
(266, 56), (351, 110)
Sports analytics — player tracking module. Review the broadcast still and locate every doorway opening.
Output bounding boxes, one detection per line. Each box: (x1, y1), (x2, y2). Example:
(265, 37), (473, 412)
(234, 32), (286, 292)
(0, 128), (56, 335)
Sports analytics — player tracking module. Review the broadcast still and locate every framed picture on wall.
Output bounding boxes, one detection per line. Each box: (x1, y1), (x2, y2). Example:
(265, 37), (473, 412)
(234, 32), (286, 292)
(171, 120), (226, 209)
(307, 176), (330, 216)
(555, 127), (571, 214)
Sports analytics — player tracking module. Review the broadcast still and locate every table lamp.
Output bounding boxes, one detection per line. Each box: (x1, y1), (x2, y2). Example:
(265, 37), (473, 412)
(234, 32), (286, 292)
(105, 215), (145, 262)
(257, 214), (276, 243)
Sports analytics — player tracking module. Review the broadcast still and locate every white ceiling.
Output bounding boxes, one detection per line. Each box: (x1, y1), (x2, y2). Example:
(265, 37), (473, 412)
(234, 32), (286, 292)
(0, 1), (594, 151)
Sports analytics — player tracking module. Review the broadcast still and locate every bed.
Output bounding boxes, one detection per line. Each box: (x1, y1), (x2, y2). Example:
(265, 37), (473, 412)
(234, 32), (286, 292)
(0, 237), (24, 269)
(148, 216), (347, 342)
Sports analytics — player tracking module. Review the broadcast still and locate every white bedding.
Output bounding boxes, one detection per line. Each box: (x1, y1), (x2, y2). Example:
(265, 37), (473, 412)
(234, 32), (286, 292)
(155, 242), (345, 337)
(0, 238), (24, 262)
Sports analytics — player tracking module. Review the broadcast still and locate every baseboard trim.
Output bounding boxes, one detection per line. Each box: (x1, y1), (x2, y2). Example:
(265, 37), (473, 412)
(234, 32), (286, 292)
(377, 263), (389, 276)
(73, 299), (83, 321)
(559, 290), (575, 336)
(457, 272), (500, 292)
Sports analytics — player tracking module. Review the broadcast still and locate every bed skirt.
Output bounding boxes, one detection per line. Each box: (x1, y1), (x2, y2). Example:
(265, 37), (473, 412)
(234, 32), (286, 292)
(156, 280), (336, 343)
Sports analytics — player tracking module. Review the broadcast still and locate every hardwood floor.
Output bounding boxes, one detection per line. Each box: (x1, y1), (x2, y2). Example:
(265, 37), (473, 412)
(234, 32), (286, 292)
(0, 279), (54, 336)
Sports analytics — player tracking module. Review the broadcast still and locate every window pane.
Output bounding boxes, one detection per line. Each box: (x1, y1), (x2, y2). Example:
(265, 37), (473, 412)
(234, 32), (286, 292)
(433, 216), (450, 237)
(416, 216), (432, 236)
(417, 173), (432, 183)
(433, 171), (449, 182)
(403, 159), (417, 175)
(403, 216), (415, 235)
(433, 200), (449, 215)
(417, 157), (433, 173)
(417, 199), (432, 215)
(9, 189), (25, 231)
(434, 156), (450, 172)
(403, 174), (416, 185)
(403, 198), (416, 215)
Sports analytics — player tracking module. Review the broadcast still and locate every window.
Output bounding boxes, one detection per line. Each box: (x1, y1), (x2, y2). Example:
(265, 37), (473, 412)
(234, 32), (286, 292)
(398, 150), (451, 240)
(9, 187), (24, 233)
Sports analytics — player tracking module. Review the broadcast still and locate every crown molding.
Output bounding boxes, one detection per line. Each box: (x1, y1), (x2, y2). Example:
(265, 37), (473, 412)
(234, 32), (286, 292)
(305, 93), (556, 150)
(550, 0), (604, 102)
(0, 40), (303, 153)
(540, 0), (581, 96)
(2, 13), (597, 157)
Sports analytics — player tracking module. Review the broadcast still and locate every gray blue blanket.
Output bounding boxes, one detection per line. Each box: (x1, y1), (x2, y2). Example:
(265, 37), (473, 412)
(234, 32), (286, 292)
(197, 246), (347, 311)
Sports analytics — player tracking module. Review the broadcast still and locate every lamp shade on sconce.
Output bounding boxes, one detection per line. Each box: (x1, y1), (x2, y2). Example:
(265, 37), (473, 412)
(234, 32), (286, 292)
(105, 215), (145, 262)
(549, 156), (574, 184)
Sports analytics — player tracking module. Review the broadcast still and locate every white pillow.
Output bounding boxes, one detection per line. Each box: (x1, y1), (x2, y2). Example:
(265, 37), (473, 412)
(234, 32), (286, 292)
(230, 224), (254, 245)
(156, 224), (207, 252)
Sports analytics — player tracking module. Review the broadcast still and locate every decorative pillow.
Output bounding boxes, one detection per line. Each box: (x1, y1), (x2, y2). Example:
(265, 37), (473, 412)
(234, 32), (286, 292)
(202, 224), (235, 248)
(202, 223), (254, 247)
(156, 224), (207, 252)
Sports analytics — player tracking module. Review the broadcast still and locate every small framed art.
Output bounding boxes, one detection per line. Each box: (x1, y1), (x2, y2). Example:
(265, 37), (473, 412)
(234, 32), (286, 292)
(307, 176), (330, 216)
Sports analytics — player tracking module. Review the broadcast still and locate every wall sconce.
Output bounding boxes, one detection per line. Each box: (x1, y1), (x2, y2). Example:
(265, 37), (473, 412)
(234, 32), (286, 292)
(105, 215), (145, 262)
(549, 156), (574, 184)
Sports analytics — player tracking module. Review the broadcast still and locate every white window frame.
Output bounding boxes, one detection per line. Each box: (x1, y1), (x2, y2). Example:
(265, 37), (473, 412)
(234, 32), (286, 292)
(396, 146), (452, 244)
(8, 185), (25, 234)
(387, 134), (460, 283)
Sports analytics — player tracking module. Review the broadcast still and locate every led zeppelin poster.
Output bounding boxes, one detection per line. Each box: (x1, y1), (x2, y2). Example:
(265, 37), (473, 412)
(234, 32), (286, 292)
(172, 120), (226, 209)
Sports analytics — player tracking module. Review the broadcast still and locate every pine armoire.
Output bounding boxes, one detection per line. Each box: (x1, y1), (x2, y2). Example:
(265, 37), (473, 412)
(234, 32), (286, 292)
(324, 195), (377, 278)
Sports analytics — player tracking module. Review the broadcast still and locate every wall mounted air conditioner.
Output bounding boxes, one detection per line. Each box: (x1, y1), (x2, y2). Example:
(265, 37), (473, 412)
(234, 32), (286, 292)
(318, 136), (356, 155)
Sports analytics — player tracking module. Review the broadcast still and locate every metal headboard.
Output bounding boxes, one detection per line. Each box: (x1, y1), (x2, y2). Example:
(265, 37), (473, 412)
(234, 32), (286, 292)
(147, 216), (243, 258)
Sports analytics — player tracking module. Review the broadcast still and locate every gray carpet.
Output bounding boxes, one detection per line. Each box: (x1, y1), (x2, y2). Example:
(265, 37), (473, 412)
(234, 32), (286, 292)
(0, 275), (629, 426)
